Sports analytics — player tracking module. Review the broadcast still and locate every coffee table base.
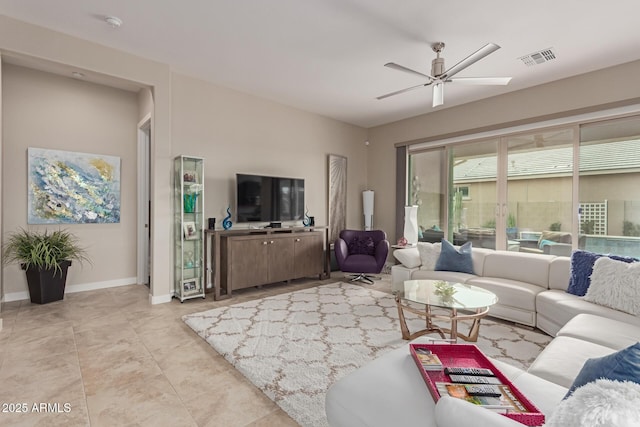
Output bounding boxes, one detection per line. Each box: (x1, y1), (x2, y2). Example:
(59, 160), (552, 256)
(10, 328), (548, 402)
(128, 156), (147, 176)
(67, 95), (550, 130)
(395, 294), (490, 342)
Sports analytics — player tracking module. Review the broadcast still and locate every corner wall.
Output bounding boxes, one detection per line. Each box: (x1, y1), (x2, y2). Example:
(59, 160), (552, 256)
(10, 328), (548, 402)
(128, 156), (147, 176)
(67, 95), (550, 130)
(0, 15), (173, 301)
(0, 15), (369, 304)
(2, 64), (139, 299)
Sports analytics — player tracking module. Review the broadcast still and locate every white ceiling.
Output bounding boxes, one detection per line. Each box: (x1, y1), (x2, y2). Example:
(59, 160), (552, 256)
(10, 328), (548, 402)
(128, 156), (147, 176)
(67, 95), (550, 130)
(1, 1), (640, 128)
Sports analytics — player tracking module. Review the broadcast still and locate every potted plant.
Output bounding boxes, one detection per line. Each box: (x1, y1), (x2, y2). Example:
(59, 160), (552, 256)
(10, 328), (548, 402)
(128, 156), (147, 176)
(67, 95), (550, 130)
(2, 228), (90, 304)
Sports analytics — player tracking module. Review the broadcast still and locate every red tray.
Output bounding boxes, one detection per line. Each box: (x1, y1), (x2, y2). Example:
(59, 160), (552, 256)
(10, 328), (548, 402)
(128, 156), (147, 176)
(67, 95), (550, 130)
(410, 343), (545, 426)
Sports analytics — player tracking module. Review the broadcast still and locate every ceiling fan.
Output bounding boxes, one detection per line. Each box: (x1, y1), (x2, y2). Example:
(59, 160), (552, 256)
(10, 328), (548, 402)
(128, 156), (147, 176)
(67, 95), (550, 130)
(377, 42), (512, 107)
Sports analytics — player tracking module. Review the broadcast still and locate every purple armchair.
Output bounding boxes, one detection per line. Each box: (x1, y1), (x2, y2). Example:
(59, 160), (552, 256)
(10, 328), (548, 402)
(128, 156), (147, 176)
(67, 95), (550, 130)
(334, 229), (390, 284)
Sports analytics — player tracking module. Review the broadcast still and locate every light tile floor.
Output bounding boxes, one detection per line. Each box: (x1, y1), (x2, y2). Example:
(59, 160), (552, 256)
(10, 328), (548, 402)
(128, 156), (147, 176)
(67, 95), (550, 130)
(0, 273), (384, 427)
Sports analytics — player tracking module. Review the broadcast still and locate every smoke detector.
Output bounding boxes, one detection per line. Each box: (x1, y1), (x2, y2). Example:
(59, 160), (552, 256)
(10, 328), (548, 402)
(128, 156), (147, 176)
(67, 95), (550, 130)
(519, 48), (556, 66)
(105, 16), (123, 28)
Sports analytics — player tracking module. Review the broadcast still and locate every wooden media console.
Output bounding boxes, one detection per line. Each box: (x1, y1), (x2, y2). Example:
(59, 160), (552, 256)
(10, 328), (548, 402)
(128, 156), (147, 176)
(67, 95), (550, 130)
(204, 226), (331, 300)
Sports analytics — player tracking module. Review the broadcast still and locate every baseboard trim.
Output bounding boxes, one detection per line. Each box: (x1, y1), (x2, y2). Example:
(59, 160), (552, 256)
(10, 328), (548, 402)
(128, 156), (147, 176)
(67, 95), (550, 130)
(66, 277), (138, 294)
(150, 293), (172, 305)
(3, 291), (29, 302)
(2, 277), (139, 302)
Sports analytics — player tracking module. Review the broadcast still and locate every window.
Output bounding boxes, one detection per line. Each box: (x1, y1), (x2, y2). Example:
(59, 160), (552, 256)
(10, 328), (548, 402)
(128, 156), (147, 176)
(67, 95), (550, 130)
(579, 116), (640, 257)
(456, 186), (470, 200)
(403, 111), (640, 258)
(408, 149), (445, 243)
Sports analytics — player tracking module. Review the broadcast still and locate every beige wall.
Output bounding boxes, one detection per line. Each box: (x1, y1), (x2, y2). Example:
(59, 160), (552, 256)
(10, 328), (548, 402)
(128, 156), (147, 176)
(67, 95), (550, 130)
(0, 16), (368, 303)
(2, 64), (139, 297)
(138, 88), (153, 123)
(0, 15), (173, 301)
(367, 60), (640, 242)
(170, 73), (368, 230)
(4, 13), (640, 302)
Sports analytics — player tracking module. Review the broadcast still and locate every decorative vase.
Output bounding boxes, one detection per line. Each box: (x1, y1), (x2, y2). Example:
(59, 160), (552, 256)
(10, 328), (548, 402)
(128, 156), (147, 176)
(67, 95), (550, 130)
(184, 193), (198, 213)
(222, 206), (233, 230)
(363, 190), (374, 230)
(404, 205), (419, 245)
(303, 207), (311, 227)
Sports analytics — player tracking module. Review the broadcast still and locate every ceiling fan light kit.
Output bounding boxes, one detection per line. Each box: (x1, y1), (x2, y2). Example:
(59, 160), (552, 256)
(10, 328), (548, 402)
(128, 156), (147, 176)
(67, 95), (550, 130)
(378, 42), (512, 107)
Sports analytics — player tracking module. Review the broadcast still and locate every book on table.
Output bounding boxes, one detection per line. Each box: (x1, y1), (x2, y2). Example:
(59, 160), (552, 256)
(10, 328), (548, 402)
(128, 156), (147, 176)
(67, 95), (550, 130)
(435, 382), (528, 413)
(414, 348), (443, 371)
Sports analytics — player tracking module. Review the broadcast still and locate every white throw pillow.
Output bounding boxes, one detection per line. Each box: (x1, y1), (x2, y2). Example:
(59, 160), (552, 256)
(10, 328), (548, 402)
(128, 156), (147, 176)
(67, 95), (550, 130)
(584, 257), (640, 315)
(544, 379), (640, 427)
(418, 242), (441, 271)
(393, 248), (421, 269)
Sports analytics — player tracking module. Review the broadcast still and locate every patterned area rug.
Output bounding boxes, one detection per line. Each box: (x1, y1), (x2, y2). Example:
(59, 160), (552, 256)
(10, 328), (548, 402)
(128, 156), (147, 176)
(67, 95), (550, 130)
(183, 282), (551, 427)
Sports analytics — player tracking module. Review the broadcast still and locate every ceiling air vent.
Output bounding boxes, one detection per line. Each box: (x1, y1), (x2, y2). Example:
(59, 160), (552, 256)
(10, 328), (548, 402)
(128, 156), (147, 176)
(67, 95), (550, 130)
(519, 48), (557, 66)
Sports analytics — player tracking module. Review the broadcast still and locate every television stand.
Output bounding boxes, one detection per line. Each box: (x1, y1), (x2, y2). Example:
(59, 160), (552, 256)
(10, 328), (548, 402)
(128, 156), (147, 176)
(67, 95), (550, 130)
(204, 226), (331, 300)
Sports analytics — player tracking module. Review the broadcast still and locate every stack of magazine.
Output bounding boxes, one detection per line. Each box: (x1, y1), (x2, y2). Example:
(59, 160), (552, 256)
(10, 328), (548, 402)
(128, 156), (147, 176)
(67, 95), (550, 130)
(435, 367), (527, 413)
(414, 348), (443, 371)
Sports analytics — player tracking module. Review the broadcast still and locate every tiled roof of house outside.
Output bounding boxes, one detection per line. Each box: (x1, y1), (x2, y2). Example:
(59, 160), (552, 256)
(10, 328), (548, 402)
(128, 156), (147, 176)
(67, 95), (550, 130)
(453, 139), (640, 182)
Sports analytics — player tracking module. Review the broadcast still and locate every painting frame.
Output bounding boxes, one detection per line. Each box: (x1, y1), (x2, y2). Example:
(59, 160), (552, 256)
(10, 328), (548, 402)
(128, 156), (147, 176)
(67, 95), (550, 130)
(182, 278), (198, 294)
(183, 221), (198, 240)
(27, 147), (121, 224)
(328, 154), (347, 244)
(183, 170), (198, 184)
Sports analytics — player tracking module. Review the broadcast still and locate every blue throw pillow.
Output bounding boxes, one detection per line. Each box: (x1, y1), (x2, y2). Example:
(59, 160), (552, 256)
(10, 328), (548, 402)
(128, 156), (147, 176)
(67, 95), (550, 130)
(348, 236), (375, 256)
(435, 239), (473, 274)
(565, 342), (640, 398)
(567, 250), (638, 296)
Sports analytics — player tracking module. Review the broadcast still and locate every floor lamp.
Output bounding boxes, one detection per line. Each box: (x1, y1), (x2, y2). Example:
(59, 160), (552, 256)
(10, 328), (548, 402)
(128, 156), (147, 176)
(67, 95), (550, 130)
(363, 190), (374, 230)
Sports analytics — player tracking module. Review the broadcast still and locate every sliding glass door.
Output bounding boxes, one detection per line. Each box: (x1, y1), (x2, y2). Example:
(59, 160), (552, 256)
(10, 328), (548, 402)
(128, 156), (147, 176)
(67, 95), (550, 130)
(406, 114), (640, 257)
(408, 149), (446, 243)
(504, 128), (575, 255)
(449, 140), (498, 249)
(579, 116), (640, 257)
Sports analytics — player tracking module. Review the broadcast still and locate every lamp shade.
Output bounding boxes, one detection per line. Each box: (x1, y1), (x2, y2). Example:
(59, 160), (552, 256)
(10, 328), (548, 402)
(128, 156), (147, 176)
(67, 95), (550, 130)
(363, 190), (374, 230)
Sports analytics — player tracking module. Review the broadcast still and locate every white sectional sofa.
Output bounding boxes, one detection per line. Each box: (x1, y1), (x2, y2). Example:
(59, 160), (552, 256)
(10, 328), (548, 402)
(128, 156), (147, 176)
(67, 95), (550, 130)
(325, 245), (640, 426)
(326, 313), (640, 426)
(391, 245), (640, 335)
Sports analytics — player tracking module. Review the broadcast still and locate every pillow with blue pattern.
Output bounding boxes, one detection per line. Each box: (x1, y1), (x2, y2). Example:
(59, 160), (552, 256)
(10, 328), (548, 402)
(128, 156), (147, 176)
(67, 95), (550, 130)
(567, 250), (638, 296)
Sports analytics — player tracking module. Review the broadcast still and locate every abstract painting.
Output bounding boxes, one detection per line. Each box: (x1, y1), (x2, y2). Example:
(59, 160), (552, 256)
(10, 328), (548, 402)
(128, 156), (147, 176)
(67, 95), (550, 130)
(28, 148), (121, 224)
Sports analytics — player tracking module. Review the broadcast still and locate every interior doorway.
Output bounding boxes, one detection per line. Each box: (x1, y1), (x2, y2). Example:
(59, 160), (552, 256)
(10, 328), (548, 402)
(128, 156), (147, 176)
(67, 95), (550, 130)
(137, 115), (151, 286)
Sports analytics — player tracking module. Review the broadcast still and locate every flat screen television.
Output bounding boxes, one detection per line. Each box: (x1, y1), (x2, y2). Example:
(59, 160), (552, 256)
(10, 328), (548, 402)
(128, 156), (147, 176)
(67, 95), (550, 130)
(236, 174), (305, 223)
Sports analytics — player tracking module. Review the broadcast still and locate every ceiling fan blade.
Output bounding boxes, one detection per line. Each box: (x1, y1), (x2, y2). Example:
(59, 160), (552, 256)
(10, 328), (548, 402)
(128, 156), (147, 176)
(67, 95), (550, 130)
(384, 62), (435, 81)
(448, 77), (512, 85)
(442, 43), (501, 79)
(432, 83), (444, 107)
(376, 82), (431, 100)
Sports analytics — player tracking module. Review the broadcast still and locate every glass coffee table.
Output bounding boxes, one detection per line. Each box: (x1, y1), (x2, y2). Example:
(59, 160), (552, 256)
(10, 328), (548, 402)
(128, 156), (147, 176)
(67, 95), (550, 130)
(395, 279), (498, 342)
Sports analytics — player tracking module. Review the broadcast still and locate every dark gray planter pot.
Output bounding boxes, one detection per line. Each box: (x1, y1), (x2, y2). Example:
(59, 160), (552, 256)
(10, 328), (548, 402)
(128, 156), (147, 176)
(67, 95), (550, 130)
(22, 260), (72, 304)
